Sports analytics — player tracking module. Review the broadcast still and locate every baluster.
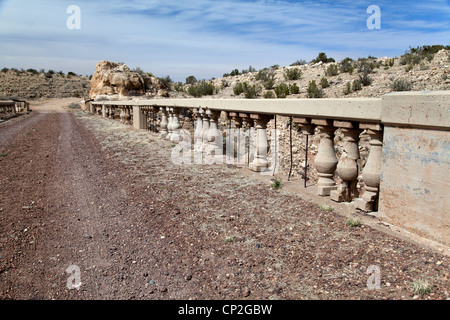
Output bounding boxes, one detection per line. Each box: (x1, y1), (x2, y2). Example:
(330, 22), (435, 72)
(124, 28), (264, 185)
(160, 107), (168, 138)
(355, 124), (383, 212)
(313, 119), (338, 196)
(331, 121), (362, 202)
(205, 109), (222, 161)
(170, 108), (181, 142)
(167, 107), (173, 140)
(193, 108), (203, 152)
(249, 114), (271, 172)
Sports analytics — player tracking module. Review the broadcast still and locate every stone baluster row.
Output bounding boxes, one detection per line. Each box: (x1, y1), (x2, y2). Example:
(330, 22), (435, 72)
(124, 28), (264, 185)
(91, 104), (383, 212)
(0, 103), (16, 118)
(295, 118), (382, 211)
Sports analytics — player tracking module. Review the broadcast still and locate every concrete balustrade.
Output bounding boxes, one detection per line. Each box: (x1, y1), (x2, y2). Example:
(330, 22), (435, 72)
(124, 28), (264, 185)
(90, 91), (450, 246)
(1, 100), (30, 119)
(0, 101), (17, 118)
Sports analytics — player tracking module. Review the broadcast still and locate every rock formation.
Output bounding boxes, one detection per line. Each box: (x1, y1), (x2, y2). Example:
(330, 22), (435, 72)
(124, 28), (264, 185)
(89, 61), (147, 99)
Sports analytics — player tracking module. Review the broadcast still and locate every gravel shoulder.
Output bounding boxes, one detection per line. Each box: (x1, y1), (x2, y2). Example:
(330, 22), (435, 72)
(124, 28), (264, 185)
(0, 101), (448, 300)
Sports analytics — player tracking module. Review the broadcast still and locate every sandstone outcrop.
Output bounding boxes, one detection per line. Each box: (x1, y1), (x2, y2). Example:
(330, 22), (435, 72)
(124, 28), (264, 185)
(89, 61), (170, 100)
(89, 61), (146, 99)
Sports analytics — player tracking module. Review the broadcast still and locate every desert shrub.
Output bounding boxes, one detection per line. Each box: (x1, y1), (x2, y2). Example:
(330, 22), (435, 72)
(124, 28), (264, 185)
(307, 80), (324, 98)
(270, 64), (280, 69)
(320, 77), (330, 88)
(256, 69), (275, 89)
(274, 83), (290, 98)
(242, 82), (261, 99)
(1, 68), (9, 73)
(158, 75), (172, 90)
(405, 64), (414, 72)
(241, 66), (256, 74)
(343, 82), (352, 95)
(285, 68), (302, 80)
(255, 69), (268, 81)
(400, 53), (420, 66)
(230, 69), (240, 76)
(174, 82), (185, 93)
(185, 75), (197, 85)
(326, 64), (339, 76)
(233, 82), (244, 95)
(340, 57), (354, 74)
(359, 71), (373, 86)
(391, 79), (412, 91)
(289, 83), (300, 94)
(406, 45), (449, 64)
(312, 52), (335, 63)
(261, 78), (274, 90)
(67, 71), (76, 76)
(27, 68), (38, 75)
(188, 81), (216, 97)
(352, 79), (362, 91)
(263, 91), (275, 99)
(384, 58), (395, 67)
(290, 59), (307, 66)
(356, 57), (381, 74)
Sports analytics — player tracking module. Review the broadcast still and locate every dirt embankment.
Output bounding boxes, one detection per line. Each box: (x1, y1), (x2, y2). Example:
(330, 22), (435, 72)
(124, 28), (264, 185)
(0, 71), (90, 100)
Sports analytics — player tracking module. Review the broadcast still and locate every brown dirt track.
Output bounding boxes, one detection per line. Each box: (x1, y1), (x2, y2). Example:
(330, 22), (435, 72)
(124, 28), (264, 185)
(0, 99), (448, 300)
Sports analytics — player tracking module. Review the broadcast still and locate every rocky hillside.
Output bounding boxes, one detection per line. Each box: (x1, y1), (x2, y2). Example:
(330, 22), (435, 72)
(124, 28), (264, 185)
(170, 47), (449, 99)
(0, 69), (90, 100)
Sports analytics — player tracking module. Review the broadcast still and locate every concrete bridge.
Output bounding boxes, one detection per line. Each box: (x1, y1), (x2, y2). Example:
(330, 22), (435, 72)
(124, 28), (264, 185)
(90, 91), (449, 247)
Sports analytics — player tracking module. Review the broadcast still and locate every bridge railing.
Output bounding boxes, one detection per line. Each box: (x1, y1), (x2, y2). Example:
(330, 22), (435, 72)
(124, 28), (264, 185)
(90, 91), (450, 246)
(0, 99), (30, 119)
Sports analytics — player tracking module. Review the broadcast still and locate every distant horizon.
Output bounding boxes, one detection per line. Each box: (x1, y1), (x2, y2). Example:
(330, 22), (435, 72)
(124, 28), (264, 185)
(1, 43), (449, 81)
(0, 0), (449, 82)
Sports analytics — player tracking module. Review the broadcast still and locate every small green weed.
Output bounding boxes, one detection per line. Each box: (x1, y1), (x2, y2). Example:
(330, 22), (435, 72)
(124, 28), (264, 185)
(411, 279), (433, 296)
(319, 204), (333, 212)
(346, 215), (361, 227)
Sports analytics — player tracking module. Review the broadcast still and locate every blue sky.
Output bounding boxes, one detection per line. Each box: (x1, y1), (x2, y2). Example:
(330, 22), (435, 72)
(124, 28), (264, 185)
(0, 0), (449, 81)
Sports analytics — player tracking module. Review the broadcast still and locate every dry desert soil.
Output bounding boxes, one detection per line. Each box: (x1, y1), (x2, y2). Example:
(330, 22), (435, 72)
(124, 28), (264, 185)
(0, 99), (448, 300)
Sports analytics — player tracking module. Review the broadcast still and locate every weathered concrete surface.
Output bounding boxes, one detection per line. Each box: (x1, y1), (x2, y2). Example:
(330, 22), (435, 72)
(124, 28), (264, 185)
(137, 98), (383, 122)
(382, 91), (450, 130)
(379, 91), (450, 246)
(133, 106), (147, 130)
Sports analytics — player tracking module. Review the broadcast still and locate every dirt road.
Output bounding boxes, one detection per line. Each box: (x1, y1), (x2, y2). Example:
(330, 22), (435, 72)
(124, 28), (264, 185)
(0, 100), (448, 300)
